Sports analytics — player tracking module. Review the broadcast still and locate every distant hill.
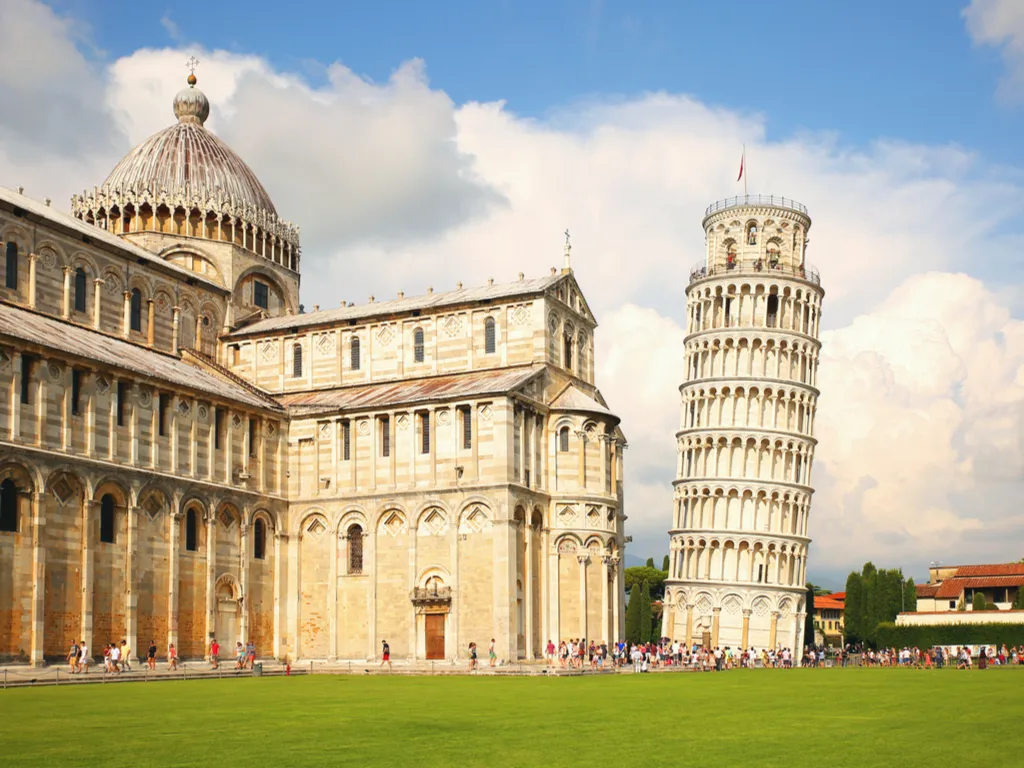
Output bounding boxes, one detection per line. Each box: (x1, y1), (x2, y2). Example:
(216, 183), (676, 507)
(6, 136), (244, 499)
(624, 553), (648, 568)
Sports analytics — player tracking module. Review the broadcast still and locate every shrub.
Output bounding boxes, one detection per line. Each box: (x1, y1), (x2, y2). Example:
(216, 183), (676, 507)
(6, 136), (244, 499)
(972, 592), (988, 612)
(874, 621), (1024, 649)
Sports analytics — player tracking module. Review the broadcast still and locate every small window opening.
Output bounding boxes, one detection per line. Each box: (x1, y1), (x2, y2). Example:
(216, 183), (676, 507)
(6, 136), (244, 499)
(99, 494), (116, 544)
(413, 327), (424, 363)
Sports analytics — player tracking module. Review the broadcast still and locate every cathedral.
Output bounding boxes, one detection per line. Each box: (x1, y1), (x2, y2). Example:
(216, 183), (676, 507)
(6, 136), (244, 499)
(0, 73), (627, 664)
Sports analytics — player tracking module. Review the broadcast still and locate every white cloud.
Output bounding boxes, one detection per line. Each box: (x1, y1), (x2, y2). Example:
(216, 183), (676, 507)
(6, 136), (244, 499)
(964, 0), (1024, 99)
(3, 0), (1024, 580)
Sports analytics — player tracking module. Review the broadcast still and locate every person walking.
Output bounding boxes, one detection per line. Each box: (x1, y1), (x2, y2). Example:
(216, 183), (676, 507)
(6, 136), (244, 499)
(121, 640), (131, 672)
(67, 639), (79, 674)
(210, 638), (220, 670)
(168, 643), (179, 671)
(488, 639), (497, 667)
(380, 640), (392, 671)
(245, 640), (256, 669)
(468, 642), (479, 672)
(147, 640), (157, 671)
(235, 641), (246, 669)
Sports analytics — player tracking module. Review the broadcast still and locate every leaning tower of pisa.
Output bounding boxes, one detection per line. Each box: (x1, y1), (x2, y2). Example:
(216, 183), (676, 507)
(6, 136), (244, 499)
(662, 195), (824, 658)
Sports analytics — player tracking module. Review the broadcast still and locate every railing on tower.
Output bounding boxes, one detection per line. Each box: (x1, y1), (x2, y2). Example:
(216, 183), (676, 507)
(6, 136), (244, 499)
(689, 260), (821, 286)
(704, 195), (808, 217)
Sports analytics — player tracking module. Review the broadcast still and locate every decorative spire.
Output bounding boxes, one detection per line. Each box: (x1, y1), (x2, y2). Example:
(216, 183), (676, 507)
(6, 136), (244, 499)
(563, 228), (572, 271)
(174, 57), (209, 126)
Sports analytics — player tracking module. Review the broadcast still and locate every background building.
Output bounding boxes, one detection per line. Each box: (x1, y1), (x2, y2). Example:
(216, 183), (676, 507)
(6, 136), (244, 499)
(662, 195), (824, 655)
(0, 75), (626, 665)
(813, 592), (844, 646)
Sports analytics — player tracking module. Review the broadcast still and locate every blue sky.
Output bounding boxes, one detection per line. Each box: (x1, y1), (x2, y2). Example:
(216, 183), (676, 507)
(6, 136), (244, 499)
(59, 0), (1020, 164)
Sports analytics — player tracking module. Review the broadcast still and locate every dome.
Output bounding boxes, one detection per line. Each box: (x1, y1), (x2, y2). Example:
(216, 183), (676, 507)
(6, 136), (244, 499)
(101, 79), (276, 216)
(72, 74), (300, 270)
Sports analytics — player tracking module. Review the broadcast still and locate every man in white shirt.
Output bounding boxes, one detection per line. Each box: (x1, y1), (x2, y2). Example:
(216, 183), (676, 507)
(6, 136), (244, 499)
(110, 643), (121, 673)
(79, 642), (89, 674)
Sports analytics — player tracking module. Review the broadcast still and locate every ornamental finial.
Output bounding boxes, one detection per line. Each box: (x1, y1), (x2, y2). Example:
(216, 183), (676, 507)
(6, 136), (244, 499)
(186, 55), (200, 86)
(563, 228), (571, 271)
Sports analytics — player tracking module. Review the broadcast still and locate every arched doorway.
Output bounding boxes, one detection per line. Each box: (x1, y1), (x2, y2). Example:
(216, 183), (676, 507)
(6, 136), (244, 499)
(215, 576), (240, 648)
(413, 574), (450, 660)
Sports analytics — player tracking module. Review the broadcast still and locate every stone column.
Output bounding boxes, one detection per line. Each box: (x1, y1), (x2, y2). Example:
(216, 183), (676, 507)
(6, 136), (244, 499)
(146, 300), (156, 347)
(661, 589), (673, 641)
(272, 532), (285, 659)
(81, 499), (96, 656)
(741, 609), (751, 650)
(125, 505), (139, 664)
(168, 512), (180, 651)
(684, 603), (694, 648)
(540, 528), (549, 647)
(600, 555), (610, 643)
(29, 492), (45, 666)
(61, 266), (72, 319)
(575, 430), (587, 490)
(794, 612), (806, 663)
(524, 524), (534, 658)
(171, 306), (180, 354)
(122, 291), (132, 338)
(205, 513), (217, 652)
(88, 280), (103, 330)
(328, 526), (338, 660)
(551, 549), (560, 643)
(769, 611), (780, 649)
(711, 606), (721, 647)
(577, 554), (588, 640)
(239, 521), (249, 646)
(610, 555), (621, 644)
(28, 253), (39, 309)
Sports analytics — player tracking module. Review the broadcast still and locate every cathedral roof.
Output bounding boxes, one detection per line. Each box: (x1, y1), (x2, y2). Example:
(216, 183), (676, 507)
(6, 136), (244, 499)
(278, 365), (544, 415)
(0, 301), (281, 412)
(228, 273), (570, 337)
(100, 78), (277, 217)
(548, 383), (616, 419)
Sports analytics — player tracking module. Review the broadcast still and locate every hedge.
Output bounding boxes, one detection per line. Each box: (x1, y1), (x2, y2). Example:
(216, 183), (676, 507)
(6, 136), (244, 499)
(874, 621), (1024, 648)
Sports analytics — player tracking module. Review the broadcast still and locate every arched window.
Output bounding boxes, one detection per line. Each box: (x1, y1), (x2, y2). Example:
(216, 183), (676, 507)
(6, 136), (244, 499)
(413, 327), (424, 363)
(484, 317), (496, 355)
(766, 295), (779, 328)
(99, 494), (116, 544)
(558, 426), (570, 452)
(0, 479), (17, 532)
(129, 288), (142, 332)
(347, 524), (363, 574)
(747, 221), (758, 245)
(5, 242), (17, 290)
(351, 337), (361, 370)
(577, 334), (587, 377)
(185, 509), (198, 552)
(563, 332), (574, 373)
(292, 343), (303, 377)
(253, 518), (266, 560)
(74, 268), (87, 313)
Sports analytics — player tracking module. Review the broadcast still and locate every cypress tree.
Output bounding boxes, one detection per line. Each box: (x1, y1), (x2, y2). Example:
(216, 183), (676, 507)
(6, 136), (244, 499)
(625, 584), (641, 644)
(1014, 588), (1024, 610)
(804, 583), (816, 648)
(662, 555), (670, 572)
(902, 578), (917, 613)
(638, 580), (652, 644)
(844, 571), (864, 644)
(645, 557), (655, 569)
(972, 592), (988, 612)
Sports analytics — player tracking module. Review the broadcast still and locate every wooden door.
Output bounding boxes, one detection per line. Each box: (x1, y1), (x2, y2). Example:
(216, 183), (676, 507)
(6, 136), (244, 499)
(425, 614), (445, 660)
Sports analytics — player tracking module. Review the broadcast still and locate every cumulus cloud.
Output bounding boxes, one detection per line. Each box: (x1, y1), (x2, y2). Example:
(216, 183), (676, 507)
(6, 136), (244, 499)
(2, 0), (1023, 580)
(965, 0), (1024, 98)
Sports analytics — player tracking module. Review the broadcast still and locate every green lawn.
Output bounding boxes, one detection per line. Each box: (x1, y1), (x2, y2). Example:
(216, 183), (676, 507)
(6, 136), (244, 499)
(1, 669), (1020, 767)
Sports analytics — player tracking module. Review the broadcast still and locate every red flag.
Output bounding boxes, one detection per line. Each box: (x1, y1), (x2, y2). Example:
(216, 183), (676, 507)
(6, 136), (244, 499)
(737, 149), (745, 182)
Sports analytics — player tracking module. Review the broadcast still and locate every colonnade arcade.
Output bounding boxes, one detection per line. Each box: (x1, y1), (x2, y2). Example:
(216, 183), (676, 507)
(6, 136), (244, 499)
(662, 585), (806, 651)
(668, 535), (808, 588)
(685, 334), (819, 386)
(677, 433), (815, 487)
(672, 486), (811, 537)
(687, 280), (821, 336)
(682, 384), (817, 436)
(0, 457), (279, 664)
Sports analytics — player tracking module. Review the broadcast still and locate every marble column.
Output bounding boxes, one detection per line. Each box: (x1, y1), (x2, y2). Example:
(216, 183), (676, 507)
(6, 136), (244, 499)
(239, 521), (250, 646)
(577, 554), (588, 640)
(168, 512), (180, 651)
(61, 266), (72, 319)
(125, 505), (139, 664)
(711, 606), (721, 647)
(81, 499), (96, 656)
(741, 609), (751, 650)
(28, 253), (39, 309)
(524, 524), (534, 658)
(600, 555), (610, 643)
(29, 492), (45, 666)
(684, 603), (694, 648)
(92, 279), (103, 329)
(769, 611), (780, 649)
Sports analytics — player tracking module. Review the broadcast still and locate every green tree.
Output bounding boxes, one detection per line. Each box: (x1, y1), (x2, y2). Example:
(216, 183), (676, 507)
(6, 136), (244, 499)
(972, 592), (988, 612)
(625, 566), (667, 598)
(804, 584), (816, 647)
(1013, 588), (1024, 610)
(957, 595), (966, 612)
(638, 580), (652, 644)
(661, 555), (670, 572)
(902, 578), (917, 613)
(645, 557), (655, 569)
(844, 571), (864, 644)
(625, 583), (641, 644)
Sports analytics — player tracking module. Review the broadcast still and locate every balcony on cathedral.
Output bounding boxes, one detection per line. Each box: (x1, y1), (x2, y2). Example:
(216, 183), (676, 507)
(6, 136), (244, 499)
(410, 585), (453, 606)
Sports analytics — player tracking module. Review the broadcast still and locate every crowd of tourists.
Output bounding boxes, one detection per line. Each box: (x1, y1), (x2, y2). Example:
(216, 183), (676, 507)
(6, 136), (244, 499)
(64, 637), (258, 674)
(826, 644), (1023, 669)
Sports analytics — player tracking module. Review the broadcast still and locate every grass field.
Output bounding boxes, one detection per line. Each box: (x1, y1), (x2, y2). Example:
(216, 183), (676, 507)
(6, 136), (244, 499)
(1, 669), (1021, 767)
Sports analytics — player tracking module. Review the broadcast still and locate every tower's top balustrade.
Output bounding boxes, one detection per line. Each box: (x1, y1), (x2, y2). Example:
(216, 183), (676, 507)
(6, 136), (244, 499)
(704, 195), (808, 219)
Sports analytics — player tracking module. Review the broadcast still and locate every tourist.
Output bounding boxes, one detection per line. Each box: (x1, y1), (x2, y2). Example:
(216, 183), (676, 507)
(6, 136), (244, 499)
(210, 638), (220, 670)
(246, 640), (256, 669)
(168, 643), (179, 671)
(488, 638), (496, 667)
(978, 646), (988, 670)
(380, 639), (391, 671)
(147, 640), (157, 670)
(545, 639), (555, 667)
(103, 644), (113, 674)
(235, 641), (246, 669)
(67, 639), (79, 674)
(468, 642), (478, 671)
(121, 640), (131, 672)
(78, 641), (89, 674)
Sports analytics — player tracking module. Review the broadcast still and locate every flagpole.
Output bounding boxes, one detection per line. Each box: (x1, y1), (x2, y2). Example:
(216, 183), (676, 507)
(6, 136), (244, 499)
(743, 144), (747, 197)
